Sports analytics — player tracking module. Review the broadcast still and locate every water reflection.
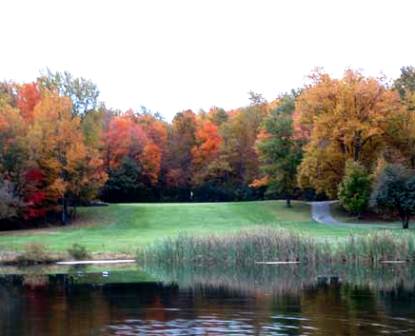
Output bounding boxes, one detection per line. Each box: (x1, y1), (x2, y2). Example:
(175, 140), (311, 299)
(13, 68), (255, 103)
(0, 264), (414, 335)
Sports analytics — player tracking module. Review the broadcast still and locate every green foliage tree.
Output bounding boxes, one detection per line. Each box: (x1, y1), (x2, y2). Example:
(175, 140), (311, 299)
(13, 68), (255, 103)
(101, 156), (147, 202)
(0, 180), (22, 220)
(37, 69), (99, 118)
(208, 107), (228, 126)
(394, 66), (415, 100)
(338, 160), (372, 217)
(370, 164), (415, 229)
(256, 94), (302, 207)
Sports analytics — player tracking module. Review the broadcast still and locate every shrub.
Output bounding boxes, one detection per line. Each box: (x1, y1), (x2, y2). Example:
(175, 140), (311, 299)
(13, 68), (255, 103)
(16, 242), (54, 265)
(67, 243), (90, 260)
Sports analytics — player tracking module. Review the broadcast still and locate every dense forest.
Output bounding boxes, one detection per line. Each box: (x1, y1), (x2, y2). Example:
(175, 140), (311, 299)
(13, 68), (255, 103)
(1, 67), (415, 227)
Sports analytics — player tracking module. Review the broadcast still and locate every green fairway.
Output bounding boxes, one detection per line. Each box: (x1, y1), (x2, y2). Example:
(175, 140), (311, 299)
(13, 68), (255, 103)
(0, 201), (412, 255)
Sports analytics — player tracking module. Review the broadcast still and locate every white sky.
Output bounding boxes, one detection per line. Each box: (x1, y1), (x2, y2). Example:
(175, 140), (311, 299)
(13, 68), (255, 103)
(1, 0), (414, 120)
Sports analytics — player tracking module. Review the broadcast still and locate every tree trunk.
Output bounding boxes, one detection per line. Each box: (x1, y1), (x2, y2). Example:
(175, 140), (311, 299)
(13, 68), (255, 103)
(62, 197), (68, 225)
(73, 204), (77, 219)
(403, 216), (410, 229)
(286, 197), (292, 208)
(353, 132), (362, 162)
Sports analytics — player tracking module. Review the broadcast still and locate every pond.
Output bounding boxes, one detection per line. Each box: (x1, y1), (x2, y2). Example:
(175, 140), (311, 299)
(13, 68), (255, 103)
(0, 264), (415, 335)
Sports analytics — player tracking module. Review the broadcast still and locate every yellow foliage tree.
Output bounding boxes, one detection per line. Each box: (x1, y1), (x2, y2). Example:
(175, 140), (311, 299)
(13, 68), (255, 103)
(294, 70), (401, 198)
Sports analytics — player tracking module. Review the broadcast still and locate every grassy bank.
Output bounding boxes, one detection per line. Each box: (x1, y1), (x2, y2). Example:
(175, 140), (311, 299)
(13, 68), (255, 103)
(0, 201), (413, 258)
(0, 201), (310, 254)
(138, 229), (415, 267)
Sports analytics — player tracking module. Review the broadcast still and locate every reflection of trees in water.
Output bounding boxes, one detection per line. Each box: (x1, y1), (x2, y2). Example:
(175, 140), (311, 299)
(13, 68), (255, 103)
(144, 264), (415, 335)
(379, 287), (415, 317)
(0, 266), (414, 335)
(22, 273), (49, 289)
(0, 285), (24, 335)
(0, 274), (114, 336)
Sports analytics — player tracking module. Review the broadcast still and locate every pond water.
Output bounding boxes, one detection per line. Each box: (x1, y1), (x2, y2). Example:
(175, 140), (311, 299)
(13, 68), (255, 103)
(1, 264), (415, 335)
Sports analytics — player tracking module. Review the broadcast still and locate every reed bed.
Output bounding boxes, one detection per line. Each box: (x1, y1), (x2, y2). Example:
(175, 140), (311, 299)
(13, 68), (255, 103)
(339, 231), (415, 263)
(137, 228), (415, 267)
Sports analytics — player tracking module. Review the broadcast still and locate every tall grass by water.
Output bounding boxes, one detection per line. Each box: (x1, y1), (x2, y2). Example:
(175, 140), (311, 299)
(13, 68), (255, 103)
(137, 228), (415, 267)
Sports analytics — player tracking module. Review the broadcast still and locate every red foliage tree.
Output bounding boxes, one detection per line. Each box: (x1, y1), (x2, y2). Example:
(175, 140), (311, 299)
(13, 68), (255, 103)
(22, 168), (47, 219)
(17, 83), (41, 122)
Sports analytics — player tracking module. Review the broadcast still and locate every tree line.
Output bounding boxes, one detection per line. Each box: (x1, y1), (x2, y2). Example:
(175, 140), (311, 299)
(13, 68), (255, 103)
(1, 67), (415, 227)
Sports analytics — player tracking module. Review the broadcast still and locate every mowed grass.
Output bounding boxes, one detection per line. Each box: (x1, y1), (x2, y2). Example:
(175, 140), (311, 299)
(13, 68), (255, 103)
(0, 201), (412, 254)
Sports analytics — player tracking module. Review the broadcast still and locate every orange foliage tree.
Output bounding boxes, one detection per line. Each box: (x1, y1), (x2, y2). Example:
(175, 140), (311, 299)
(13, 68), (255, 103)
(191, 118), (222, 185)
(28, 94), (106, 224)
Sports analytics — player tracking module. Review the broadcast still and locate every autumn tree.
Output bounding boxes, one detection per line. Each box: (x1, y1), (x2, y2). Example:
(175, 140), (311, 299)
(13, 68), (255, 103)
(101, 111), (168, 201)
(388, 66), (415, 169)
(28, 94), (106, 224)
(136, 112), (168, 185)
(21, 168), (47, 220)
(103, 115), (148, 170)
(255, 94), (302, 207)
(166, 110), (197, 191)
(16, 83), (41, 122)
(191, 118), (222, 186)
(220, 96), (269, 188)
(0, 91), (30, 220)
(295, 70), (401, 198)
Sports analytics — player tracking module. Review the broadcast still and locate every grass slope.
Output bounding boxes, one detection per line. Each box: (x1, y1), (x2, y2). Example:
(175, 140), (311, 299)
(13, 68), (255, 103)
(0, 201), (412, 254)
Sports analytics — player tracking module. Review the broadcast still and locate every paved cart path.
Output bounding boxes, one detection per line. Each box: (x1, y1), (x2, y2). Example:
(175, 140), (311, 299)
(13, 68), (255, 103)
(310, 201), (401, 229)
(311, 201), (344, 225)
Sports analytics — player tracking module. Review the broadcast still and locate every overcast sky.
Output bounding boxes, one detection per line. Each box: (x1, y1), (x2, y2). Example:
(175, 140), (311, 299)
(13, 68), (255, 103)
(1, 0), (414, 119)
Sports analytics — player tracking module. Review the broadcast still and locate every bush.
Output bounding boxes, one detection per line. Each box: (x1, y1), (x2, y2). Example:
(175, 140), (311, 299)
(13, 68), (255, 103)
(67, 243), (90, 260)
(338, 160), (372, 217)
(16, 242), (54, 265)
